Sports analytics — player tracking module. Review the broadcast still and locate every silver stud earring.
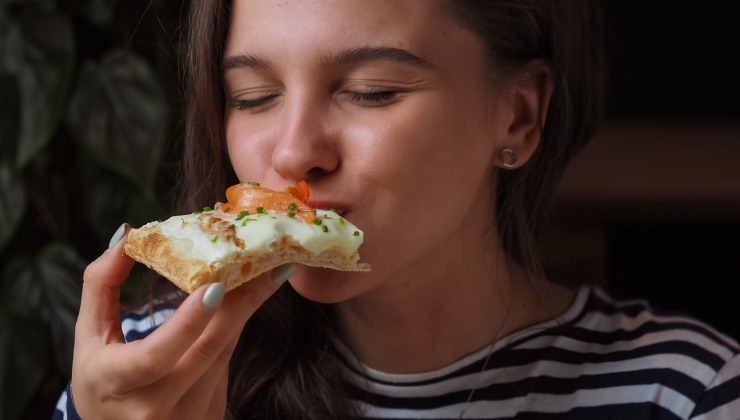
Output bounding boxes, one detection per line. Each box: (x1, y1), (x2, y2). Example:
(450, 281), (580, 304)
(501, 148), (518, 168)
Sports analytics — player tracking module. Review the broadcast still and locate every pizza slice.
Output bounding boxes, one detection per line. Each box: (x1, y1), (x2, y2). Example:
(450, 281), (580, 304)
(123, 181), (369, 293)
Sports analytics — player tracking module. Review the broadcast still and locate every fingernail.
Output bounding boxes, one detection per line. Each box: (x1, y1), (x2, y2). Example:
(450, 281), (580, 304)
(108, 223), (129, 249)
(202, 283), (226, 309)
(271, 263), (299, 286)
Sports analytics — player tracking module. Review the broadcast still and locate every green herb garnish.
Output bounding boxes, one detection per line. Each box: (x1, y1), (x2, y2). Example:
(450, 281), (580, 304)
(353, 231), (360, 236)
(256, 207), (266, 215)
(235, 210), (250, 220)
(288, 212), (296, 218)
(211, 236), (219, 243)
(313, 219), (322, 226)
(322, 225), (329, 233)
(248, 181), (260, 186)
(287, 203), (297, 210)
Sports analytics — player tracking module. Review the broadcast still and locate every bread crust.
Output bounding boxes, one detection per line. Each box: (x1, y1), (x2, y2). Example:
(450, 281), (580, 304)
(124, 221), (369, 293)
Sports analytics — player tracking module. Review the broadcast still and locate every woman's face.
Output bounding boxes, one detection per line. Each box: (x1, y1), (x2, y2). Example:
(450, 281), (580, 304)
(224, 0), (510, 302)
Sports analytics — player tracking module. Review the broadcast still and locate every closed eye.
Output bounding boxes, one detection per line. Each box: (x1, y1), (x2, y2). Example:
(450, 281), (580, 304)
(348, 90), (399, 104)
(231, 94), (280, 110)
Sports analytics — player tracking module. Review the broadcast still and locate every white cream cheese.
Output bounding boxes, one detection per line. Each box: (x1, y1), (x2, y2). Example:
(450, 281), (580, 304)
(149, 209), (364, 265)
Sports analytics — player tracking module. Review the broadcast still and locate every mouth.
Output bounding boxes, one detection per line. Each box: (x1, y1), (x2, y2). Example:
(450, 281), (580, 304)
(306, 200), (350, 218)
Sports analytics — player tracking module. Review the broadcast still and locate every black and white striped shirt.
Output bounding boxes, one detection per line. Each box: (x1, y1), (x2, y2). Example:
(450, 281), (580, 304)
(338, 287), (740, 419)
(54, 287), (740, 419)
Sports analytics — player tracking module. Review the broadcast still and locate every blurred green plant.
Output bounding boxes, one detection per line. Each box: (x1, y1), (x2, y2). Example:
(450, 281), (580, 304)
(0, 0), (185, 418)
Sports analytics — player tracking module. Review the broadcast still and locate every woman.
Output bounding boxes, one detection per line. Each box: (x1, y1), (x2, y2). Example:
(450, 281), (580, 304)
(56, 0), (740, 419)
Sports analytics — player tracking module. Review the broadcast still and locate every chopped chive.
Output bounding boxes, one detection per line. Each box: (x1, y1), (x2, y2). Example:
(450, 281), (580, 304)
(228, 224), (235, 230)
(322, 225), (329, 233)
(339, 218), (346, 225)
(223, 206), (231, 212)
(203, 206), (213, 212)
(287, 203), (297, 210)
(235, 210), (249, 220)
(353, 231), (360, 236)
(248, 181), (260, 186)
(323, 214), (332, 219)
(288, 211), (296, 218)
(256, 207), (266, 214)
(211, 236), (219, 243)
(241, 218), (255, 226)
(313, 219), (322, 226)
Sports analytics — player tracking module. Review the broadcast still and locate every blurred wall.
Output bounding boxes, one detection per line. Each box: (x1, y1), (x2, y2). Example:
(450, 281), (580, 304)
(547, 2), (740, 340)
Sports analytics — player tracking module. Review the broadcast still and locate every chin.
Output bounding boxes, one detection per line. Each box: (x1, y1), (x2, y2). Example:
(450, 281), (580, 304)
(288, 267), (368, 304)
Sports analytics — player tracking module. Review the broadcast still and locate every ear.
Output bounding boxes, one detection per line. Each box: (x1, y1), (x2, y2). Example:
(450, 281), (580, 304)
(492, 59), (553, 169)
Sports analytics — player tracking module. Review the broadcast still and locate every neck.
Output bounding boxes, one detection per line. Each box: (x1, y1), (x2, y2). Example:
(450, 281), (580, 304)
(335, 241), (573, 374)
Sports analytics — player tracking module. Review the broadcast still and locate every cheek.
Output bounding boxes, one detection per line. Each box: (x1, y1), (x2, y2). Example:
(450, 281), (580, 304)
(357, 94), (494, 200)
(351, 96), (496, 260)
(225, 117), (269, 182)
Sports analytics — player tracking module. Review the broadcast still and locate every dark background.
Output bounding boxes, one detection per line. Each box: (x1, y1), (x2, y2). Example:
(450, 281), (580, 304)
(548, 1), (740, 341)
(605, 1), (739, 118)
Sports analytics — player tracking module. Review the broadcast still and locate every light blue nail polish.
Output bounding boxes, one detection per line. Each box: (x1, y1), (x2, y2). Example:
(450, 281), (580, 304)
(271, 263), (299, 286)
(203, 283), (226, 309)
(108, 223), (127, 249)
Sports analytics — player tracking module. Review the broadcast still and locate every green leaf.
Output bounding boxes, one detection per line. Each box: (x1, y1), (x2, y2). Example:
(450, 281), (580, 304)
(1, 243), (84, 376)
(81, 160), (160, 243)
(67, 50), (167, 193)
(37, 244), (85, 374)
(0, 164), (26, 253)
(0, 13), (75, 169)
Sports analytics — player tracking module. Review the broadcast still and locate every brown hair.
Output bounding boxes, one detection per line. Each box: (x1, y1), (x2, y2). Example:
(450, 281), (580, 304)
(178, 1), (605, 418)
(443, 1), (606, 276)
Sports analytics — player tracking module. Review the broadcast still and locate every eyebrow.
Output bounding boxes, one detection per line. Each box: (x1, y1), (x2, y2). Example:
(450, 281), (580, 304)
(222, 46), (434, 72)
(327, 47), (434, 68)
(222, 54), (271, 71)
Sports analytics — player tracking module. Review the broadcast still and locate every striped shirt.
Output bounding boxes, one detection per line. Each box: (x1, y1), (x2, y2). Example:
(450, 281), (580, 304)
(339, 287), (740, 419)
(54, 286), (740, 419)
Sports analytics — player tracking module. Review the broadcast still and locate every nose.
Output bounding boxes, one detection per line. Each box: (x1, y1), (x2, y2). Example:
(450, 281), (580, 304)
(271, 95), (340, 183)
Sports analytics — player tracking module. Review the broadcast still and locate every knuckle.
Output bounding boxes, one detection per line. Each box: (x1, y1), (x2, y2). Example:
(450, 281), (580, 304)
(82, 260), (104, 283)
(192, 334), (223, 361)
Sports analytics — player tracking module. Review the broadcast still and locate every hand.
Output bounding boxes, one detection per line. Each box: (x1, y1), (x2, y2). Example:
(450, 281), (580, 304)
(70, 223), (294, 420)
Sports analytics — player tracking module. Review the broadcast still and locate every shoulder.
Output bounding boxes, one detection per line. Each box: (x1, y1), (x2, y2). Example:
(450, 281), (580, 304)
(572, 286), (739, 362)
(540, 286), (740, 418)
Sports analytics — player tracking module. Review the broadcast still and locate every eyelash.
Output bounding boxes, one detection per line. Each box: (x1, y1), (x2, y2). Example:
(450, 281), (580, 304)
(348, 90), (398, 103)
(232, 94), (279, 110)
(230, 89), (400, 111)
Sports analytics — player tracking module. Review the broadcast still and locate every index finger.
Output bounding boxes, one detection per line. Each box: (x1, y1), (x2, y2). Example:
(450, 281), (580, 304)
(76, 224), (134, 347)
